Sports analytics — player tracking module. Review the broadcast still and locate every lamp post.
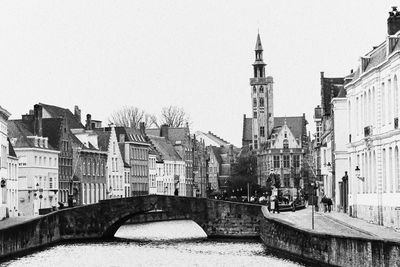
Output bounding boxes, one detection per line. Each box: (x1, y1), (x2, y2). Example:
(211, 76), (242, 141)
(310, 181), (318, 230)
(355, 166), (364, 182)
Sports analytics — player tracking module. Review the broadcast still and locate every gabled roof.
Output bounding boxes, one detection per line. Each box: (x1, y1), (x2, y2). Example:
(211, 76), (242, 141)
(7, 138), (17, 157)
(146, 127), (190, 144)
(273, 116), (305, 141)
(242, 116), (252, 143)
(94, 130), (111, 152)
(114, 127), (148, 144)
(147, 135), (182, 161)
(210, 146), (223, 165)
(8, 120), (56, 150)
(39, 103), (84, 129)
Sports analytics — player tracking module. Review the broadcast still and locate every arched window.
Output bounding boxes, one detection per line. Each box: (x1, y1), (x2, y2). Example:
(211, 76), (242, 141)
(259, 97), (264, 107)
(253, 98), (257, 107)
(259, 86), (264, 93)
(253, 86), (256, 94)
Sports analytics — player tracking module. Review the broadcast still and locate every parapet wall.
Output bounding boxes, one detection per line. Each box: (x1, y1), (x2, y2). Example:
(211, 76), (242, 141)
(260, 215), (400, 266)
(0, 213), (61, 259)
(205, 199), (263, 237)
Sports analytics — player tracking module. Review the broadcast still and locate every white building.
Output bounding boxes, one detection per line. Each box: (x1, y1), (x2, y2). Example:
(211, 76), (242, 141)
(148, 135), (187, 196)
(8, 120), (59, 216)
(94, 126), (125, 199)
(148, 150), (157, 195)
(331, 97), (349, 212)
(0, 106), (19, 218)
(7, 141), (18, 217)
(346, 8), (400, 227)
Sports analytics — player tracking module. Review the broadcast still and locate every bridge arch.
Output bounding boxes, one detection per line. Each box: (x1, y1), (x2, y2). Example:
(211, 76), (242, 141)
(58, 195), (263, 240)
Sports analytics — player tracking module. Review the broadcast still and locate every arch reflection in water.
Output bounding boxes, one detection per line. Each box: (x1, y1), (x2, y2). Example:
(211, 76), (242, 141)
(3, 221), (304, 267)
(114, 220), (207, 240)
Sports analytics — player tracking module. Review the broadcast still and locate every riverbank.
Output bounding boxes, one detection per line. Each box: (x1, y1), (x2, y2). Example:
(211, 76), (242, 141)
(261, 207), (400, 266)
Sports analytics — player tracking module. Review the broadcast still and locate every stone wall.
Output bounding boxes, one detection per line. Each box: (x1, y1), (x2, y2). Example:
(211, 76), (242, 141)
(0, 213), (61, 259)
(260, 215), (400, 266)
(204, 199), (263, 237)
(0, 195), (262, 260)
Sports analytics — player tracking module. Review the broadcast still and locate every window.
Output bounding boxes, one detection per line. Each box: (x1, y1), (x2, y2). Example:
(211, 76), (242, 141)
(253, 111), (257, 118)
(259, 86), (264, 93)
(293, 155), (300, 168)
(273, 156), (280, 168)
(253, 98), (257, 107)
(259, 97), (264, 107)
(283, 139), (289, 149)
(283, 155), (290, 168)
(253, 86), (256, 94)
(260, 126), (265, 137)
(284, 174), (290, 187)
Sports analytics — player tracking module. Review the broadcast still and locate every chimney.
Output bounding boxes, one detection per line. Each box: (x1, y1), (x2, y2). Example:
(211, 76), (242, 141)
(86, 114), (92, 130)
(74, 105), (81, 124)
(139, 122), (145, 135)
(388, 7), (400, 35)
(33, 104), (43, 136)
(160, 124), (169, 138)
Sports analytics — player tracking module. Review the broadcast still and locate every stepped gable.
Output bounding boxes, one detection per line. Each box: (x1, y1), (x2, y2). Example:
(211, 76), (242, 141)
(207, 131), (229, 145)
(273, 116), (304, 141)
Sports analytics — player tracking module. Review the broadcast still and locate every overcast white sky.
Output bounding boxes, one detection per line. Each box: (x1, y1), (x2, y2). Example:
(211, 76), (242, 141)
(0, 1), (397, 147)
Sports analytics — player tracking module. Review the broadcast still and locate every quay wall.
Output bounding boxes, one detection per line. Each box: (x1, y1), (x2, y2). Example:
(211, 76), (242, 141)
(260, 215), (400, 266)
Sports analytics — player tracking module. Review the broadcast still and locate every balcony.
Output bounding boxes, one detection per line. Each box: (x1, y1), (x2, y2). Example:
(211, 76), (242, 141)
(250, 77), (269, 85)
(364, 126), (372, 137)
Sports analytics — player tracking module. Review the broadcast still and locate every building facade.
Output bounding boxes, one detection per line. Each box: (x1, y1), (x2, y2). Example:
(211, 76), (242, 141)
(8, 119), (59, 216)
(346, 8), (400, 227)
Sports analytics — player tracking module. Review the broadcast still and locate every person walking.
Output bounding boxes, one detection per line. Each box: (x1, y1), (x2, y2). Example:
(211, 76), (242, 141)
(274, 196), (280, 214)
(327, 197), (333, 212)
(321, 195), (328, 213)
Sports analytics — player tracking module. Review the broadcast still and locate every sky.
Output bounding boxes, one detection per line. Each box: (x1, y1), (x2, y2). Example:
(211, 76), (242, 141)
(0, 1), (397, 147)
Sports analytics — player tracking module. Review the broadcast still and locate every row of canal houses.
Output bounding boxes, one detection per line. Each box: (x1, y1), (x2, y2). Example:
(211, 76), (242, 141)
(313, 8), (400, 228)
(0, 102), (236, 219)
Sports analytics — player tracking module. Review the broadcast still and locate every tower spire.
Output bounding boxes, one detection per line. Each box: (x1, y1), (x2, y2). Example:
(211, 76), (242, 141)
(255, 32), (263, 51)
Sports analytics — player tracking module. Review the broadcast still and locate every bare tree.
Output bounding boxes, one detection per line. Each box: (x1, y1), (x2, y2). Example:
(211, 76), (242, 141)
(109, 106), (157, 128)
(159, 105), (190, 127)
(143, 113), (159, 128)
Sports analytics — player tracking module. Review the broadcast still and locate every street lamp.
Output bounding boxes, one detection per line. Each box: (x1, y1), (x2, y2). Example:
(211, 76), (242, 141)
(355, 166), (365, 182)
(310, 181), (318, 230)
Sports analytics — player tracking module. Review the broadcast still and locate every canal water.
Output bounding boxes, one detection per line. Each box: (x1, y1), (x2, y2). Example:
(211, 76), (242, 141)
(2, 220), (306, 267)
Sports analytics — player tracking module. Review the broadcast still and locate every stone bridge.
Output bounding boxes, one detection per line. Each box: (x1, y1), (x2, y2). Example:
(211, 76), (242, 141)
(0, 195), (263, 259)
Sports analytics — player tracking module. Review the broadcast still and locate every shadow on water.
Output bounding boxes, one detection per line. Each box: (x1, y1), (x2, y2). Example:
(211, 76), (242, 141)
(0, 220), (326, 267)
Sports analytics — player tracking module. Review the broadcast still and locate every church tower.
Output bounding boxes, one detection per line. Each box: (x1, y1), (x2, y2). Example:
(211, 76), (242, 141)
(250, 33), (274, 149)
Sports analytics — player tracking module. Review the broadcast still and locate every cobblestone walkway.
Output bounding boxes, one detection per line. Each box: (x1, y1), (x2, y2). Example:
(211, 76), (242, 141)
(265, 206), (400, 240)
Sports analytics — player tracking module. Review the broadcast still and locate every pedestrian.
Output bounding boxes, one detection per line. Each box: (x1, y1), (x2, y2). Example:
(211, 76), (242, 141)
(270, 197), (276, 213)
(327, 198), (333, 212)
(275, 196), (280, 214)
(174, 188), (179, 196)
(321, 195), (328, 212)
